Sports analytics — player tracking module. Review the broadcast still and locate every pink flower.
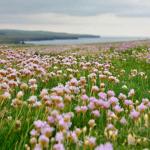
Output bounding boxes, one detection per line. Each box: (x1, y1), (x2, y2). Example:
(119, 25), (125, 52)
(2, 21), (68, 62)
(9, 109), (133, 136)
(90, 97), (97, 102)
(75, 106), (81, 113)
(57, 102), (64, 109)
(98, 92), (107, 100)
(92, 86), (99, 92)
(40, 89), (48, 97)
(124, 100), (133, 106)
(106, 124), (114, 130)
(137, 103), (147, 112)
(107, 90), (115, 97)
(30, 129), (39, 137)
(38, 135), (49, 147)
(130, 110), (140, 120)
(41, 127), (54, 137)
(47, 116), (55, 124)
(67, 131), (78, 143)
(58, 119), (69, 130)
(80, 106), (88, 113)
(102, 101), (110, 109)
(128, 89), (135, 97)
(92, 110), (100, 117)
(113, 105), (124, 113)
(88, 102), (96, 110)
(118, 93), (127, 100)
(85, 136), (96, 147)
(120, 117), (127, 125)
(55, 132), (64, 142)
(142, 98), (149, 105)
(108, 97), (118, 105)
(70, 78), (78, 86)
(34, 120), (46, 129)
(95, 142), (113, 150)
(53, 143), (65, 150)
(34, 144), (42, 150)
(81, 94), (89, 102)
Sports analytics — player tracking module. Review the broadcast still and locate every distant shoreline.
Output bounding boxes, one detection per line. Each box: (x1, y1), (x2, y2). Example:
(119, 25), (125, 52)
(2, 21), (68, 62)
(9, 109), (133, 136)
(0, 29), (100, 44)
(24, 36), (147, 46)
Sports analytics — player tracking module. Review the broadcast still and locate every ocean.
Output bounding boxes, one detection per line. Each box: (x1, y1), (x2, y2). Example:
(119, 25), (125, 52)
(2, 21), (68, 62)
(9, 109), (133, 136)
(25, 37), (147, 45)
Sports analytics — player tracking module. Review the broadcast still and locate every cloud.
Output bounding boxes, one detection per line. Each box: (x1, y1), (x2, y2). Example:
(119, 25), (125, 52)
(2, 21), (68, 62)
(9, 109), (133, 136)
(0, 0), (150, 36)
(0, 13), (150, 36)
(0, 0), (150, 17)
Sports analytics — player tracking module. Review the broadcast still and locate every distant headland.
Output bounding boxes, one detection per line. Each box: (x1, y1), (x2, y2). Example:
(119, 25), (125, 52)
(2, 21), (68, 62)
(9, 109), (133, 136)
(0, 29), (100, 44)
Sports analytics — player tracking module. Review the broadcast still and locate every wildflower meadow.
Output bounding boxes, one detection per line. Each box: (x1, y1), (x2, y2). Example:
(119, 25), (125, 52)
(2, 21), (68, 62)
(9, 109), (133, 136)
(0, 43), (150, 150)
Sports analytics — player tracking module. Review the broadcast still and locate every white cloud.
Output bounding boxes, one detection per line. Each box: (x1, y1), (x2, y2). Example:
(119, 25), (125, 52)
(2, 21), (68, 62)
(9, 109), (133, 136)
(0, 13), (150, 36)
(1, 0), (150, 36)
(0, 0), (150, 17)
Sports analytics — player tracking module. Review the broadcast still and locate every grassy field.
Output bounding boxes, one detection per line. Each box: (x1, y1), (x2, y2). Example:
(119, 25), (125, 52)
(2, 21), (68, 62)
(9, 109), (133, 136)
(0, 43), (150, 150)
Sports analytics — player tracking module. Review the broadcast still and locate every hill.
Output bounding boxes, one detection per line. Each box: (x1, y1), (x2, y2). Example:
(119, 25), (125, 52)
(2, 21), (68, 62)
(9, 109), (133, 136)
(0, 29), (100, 44)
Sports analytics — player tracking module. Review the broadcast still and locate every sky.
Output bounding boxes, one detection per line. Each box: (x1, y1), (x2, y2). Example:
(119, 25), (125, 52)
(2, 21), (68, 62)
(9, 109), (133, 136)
(0, 0), (150, 36)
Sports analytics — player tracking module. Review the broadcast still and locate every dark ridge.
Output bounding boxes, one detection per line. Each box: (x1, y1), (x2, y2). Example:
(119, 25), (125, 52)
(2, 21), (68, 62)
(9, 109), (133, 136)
(0, 29), (100, 44)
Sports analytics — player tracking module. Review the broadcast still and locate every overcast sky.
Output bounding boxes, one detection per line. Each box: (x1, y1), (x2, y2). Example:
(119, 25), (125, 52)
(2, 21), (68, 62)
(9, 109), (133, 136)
(0, 0), (150, 36)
